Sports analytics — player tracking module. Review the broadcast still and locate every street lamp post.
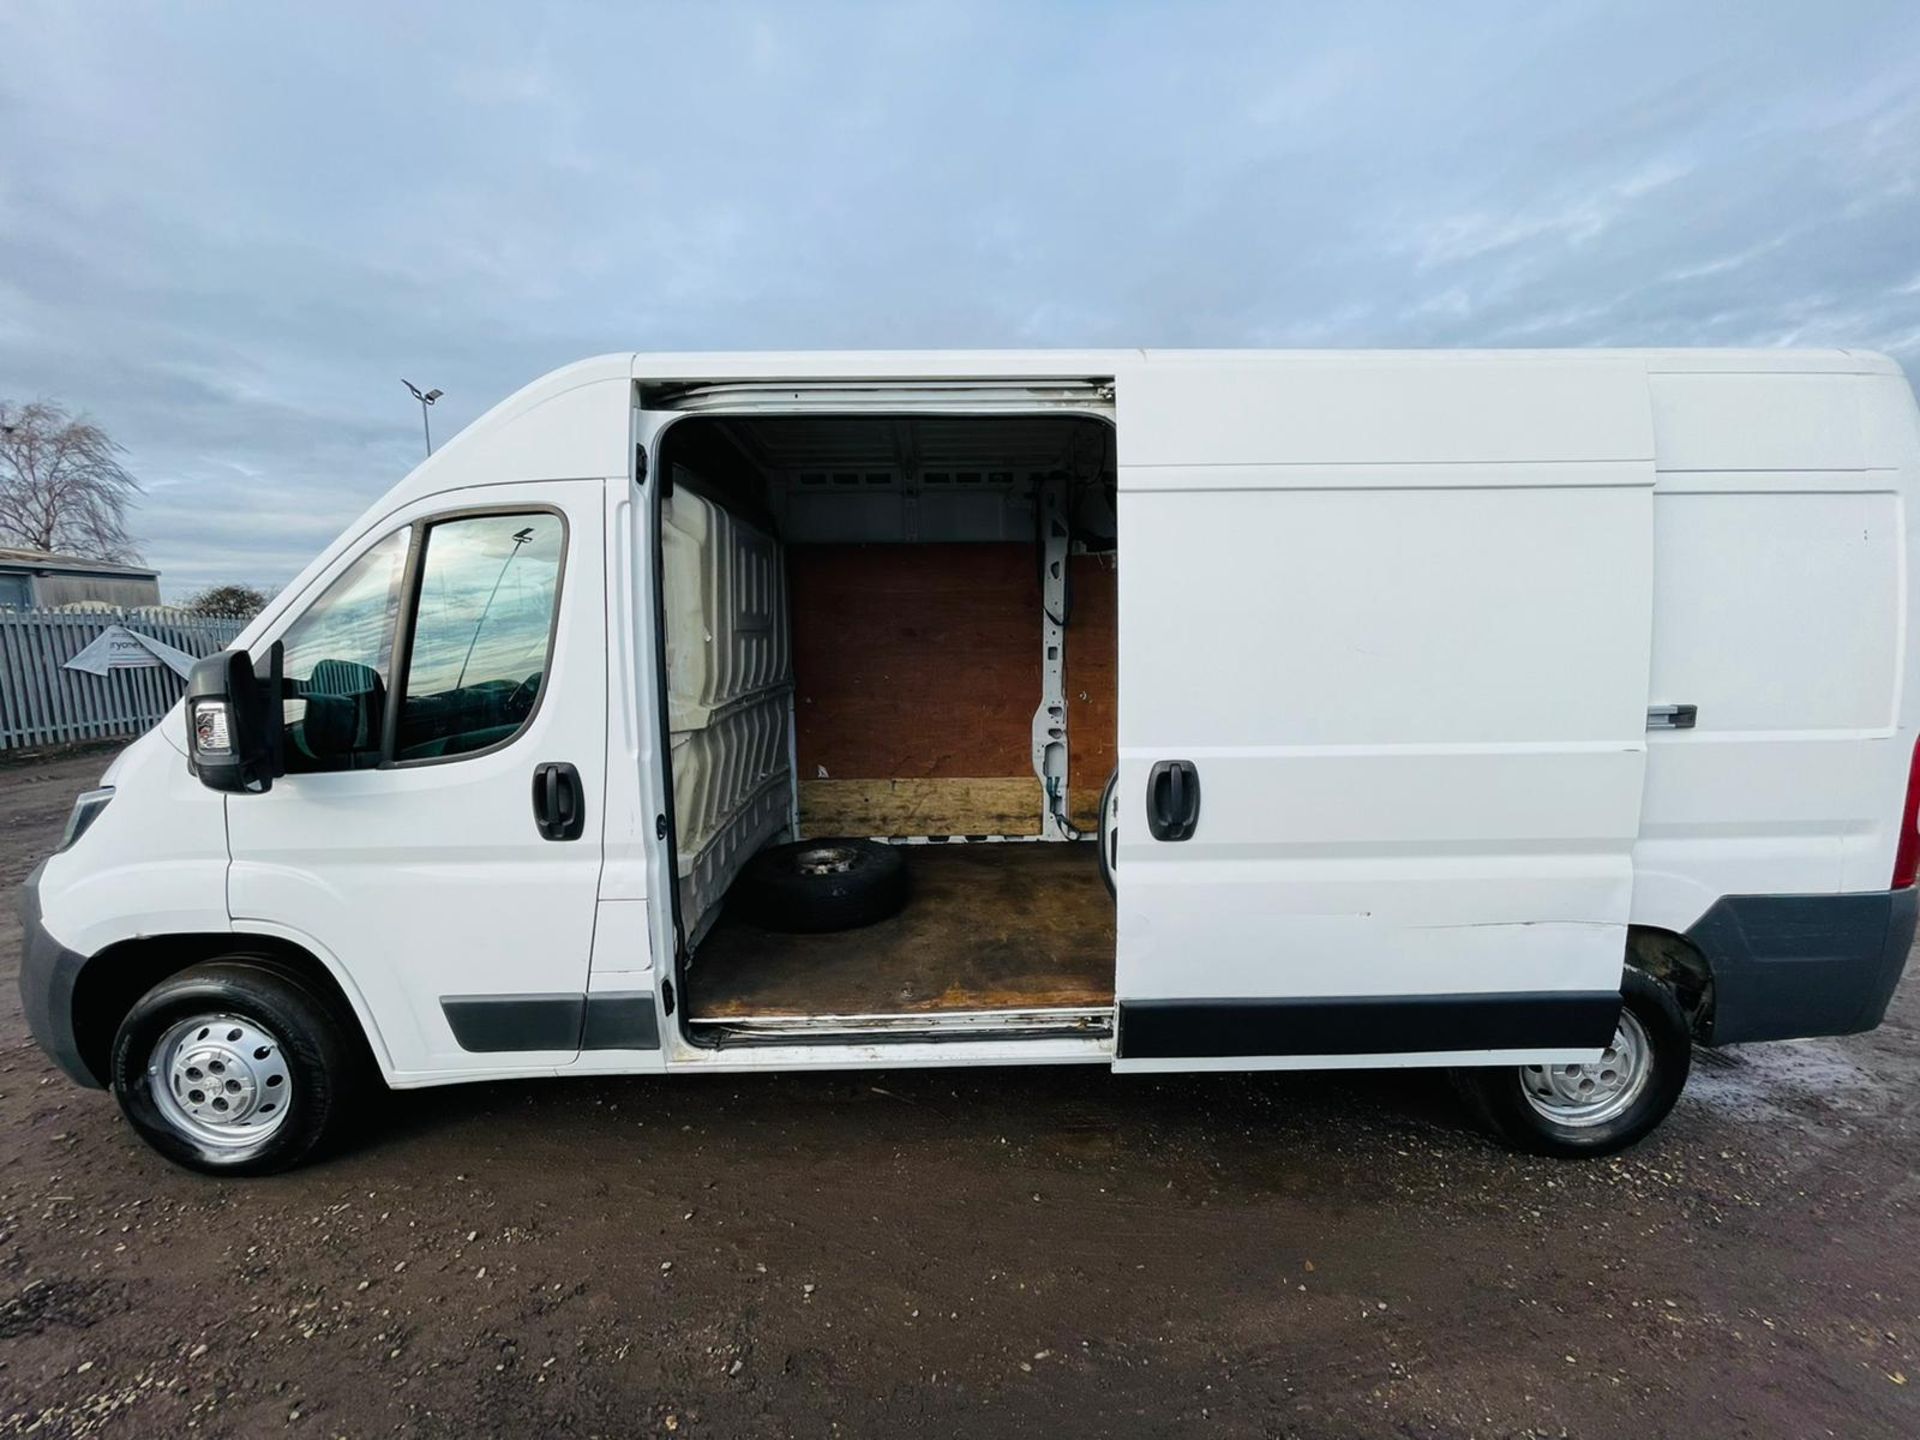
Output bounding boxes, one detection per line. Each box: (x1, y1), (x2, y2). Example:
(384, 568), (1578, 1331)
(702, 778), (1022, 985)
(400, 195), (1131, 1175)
(402, 379), (443, 456)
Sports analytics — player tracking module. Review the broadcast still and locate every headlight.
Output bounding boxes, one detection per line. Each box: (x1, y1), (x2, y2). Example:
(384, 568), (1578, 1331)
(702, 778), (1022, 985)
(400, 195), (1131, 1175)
(58, 787), (115, 852)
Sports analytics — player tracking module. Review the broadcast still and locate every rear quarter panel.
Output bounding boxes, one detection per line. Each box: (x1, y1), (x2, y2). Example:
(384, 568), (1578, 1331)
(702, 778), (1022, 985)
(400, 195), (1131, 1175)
(1632, 363), (1920, 929)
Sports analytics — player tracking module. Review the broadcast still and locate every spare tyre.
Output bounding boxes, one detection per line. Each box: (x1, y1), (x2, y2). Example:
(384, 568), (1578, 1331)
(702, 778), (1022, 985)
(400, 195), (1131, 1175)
(731, 838), (909, 933)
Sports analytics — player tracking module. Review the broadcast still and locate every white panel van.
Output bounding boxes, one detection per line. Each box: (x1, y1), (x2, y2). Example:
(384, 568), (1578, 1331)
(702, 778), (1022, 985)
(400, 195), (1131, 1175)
(18, 349), (1920, 1174)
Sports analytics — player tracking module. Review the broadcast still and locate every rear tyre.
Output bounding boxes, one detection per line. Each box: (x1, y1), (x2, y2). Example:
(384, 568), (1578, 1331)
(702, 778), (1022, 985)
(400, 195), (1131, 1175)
(1453, 968), (1691, 1158)
(111, 960), (368, 1177)
(731, 838), (909, 933)
(1096, 766), (1118, 899)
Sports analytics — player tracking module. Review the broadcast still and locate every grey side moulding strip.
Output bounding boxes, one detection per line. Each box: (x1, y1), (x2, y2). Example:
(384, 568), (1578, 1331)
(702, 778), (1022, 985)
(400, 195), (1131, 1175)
(442, 992), (662, 1052)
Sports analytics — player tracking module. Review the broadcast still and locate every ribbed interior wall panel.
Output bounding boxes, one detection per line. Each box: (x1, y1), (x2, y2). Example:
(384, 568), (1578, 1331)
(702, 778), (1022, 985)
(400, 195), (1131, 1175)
(662, 481), (794, 940)
(663, 475), (790, 728)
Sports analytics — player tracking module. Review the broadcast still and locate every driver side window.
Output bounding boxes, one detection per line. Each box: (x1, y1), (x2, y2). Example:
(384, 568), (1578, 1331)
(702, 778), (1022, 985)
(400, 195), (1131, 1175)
(278, 529), (409, 774)
(395, 513), (565, 761)
(273, 510), (565, 773)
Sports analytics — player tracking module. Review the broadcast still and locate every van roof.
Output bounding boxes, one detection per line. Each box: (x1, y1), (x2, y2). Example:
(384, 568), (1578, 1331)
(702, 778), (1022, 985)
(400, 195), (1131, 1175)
(597, 345), (1900, 384)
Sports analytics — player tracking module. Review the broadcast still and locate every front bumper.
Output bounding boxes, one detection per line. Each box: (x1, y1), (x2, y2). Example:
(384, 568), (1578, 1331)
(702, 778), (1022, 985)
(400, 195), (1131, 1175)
(1687, 886), (1917, 1045)
(16, 860), (102, 1088)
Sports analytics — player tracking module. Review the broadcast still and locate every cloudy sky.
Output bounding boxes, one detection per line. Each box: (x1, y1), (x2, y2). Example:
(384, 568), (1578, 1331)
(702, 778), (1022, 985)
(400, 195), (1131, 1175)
(3, 1), (1919, 596)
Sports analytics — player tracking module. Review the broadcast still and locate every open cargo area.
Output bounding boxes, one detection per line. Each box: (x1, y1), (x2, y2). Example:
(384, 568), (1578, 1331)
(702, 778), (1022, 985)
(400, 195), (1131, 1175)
(687, 842), (1115, 1025)
(657, 409), (1118, 1036)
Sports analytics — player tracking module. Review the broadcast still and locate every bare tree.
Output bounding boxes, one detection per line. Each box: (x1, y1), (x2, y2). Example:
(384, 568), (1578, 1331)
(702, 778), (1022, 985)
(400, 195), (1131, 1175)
(0, 399), (143, 562)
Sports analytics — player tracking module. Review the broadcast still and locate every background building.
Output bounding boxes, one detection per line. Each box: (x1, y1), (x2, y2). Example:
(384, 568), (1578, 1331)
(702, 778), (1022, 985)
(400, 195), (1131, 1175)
(0, 547), (162, 609)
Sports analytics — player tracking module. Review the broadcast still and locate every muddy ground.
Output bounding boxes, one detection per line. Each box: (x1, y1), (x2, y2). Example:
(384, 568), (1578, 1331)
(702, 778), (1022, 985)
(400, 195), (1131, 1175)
(0, 746), (1915, 1438)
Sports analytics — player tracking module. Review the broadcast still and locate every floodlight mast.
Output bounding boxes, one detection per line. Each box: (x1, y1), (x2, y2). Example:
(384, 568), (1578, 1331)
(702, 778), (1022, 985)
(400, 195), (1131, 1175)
(402, 379), (444, 456)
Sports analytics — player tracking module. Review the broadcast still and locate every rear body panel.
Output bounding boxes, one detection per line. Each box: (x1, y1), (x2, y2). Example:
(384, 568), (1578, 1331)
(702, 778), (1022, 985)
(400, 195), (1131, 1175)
(1632, 367), (1920, 932)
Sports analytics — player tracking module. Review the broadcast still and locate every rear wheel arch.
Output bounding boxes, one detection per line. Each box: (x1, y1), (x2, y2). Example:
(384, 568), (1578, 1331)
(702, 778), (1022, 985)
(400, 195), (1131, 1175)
(1626, 925), (1716, 1041)
(69, 934), (384, 1088)
(1455, 968), (1693, 1157)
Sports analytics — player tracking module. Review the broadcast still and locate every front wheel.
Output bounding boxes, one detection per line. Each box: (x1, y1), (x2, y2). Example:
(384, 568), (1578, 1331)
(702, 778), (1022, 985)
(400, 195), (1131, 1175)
(111, 960), (368, 1176)
(1453, 968), (1692, 1158)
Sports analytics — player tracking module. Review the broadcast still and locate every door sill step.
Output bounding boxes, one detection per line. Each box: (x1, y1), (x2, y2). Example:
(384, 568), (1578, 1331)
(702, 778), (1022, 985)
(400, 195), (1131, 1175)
(688, 1005), (1114, 1046)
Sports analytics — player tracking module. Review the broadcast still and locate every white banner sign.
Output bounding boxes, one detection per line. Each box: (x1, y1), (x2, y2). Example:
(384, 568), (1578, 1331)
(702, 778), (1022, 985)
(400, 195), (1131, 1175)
(64, 625), (200, 680)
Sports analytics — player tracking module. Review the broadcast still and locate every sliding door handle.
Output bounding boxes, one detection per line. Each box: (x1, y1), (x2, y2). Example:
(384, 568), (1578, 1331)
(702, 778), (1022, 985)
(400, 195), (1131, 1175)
(1147, 760), (1201, 841)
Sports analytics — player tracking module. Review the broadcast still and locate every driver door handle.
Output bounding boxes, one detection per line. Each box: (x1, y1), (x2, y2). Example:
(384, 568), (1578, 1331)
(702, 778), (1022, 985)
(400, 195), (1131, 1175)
(532, 762), (585, 841)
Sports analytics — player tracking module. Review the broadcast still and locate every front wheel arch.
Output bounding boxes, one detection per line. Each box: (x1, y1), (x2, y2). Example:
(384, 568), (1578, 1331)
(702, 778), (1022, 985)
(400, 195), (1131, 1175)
(70, 933), (382, 1089)
(111, 959), (371, 1175)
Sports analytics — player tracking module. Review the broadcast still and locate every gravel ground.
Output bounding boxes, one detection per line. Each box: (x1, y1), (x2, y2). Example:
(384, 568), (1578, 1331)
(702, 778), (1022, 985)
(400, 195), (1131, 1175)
(1, 745), (1916, 1438)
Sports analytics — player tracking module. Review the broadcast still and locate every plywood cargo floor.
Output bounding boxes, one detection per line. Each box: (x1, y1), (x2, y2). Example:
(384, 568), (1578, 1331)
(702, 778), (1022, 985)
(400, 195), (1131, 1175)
(687, 842), (1115, 1019)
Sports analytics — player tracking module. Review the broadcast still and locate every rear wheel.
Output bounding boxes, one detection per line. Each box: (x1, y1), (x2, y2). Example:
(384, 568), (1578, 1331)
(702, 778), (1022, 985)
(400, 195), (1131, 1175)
(1453, 968), (1691, 1158)
(111, 961), (368, 1176)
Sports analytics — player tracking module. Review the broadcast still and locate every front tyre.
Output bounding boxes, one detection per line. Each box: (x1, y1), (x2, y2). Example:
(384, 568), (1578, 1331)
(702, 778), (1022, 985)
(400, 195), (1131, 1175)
(1454, 968), (1692, 1158)
(111, 961), (367, 1177)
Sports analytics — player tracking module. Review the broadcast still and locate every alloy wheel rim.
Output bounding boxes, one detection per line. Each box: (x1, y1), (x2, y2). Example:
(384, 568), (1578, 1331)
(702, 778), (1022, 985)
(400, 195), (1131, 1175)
(148, 1013), (292, 1148)
(1518, 1009), (1653, 1128)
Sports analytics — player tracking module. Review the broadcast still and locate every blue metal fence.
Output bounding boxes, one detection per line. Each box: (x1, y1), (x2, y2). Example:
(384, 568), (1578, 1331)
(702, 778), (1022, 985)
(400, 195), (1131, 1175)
(0, 608), (245, 751)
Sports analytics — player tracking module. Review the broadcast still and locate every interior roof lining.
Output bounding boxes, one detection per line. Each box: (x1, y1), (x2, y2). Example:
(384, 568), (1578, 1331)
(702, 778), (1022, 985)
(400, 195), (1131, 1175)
(711, 412), (1115, 480)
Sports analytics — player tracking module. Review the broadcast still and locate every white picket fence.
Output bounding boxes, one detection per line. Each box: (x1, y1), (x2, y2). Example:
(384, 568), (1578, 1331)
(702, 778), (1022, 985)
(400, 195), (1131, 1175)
(0, 609), (247, 752)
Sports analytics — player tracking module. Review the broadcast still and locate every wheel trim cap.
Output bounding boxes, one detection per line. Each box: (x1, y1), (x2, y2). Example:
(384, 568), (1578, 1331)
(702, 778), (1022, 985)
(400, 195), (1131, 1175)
(149, 1013), (293, 1149)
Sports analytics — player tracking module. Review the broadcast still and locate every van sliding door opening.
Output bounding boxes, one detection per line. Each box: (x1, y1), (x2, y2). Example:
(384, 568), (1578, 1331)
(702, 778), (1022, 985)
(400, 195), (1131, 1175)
(648, 406), (1120, 1043)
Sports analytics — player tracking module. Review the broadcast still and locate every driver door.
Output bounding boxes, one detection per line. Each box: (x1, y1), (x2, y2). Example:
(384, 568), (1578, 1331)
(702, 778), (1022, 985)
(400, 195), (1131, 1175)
(227, 482), (607, 1079)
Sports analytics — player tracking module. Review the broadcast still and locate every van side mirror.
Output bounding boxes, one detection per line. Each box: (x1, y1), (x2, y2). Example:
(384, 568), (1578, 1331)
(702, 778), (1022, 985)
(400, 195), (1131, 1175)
(186, 644), (284, 793)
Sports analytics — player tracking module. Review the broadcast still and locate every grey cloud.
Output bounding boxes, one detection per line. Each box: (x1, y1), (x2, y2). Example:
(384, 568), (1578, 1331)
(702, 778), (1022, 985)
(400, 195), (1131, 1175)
(3, 0), (1919, 596)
